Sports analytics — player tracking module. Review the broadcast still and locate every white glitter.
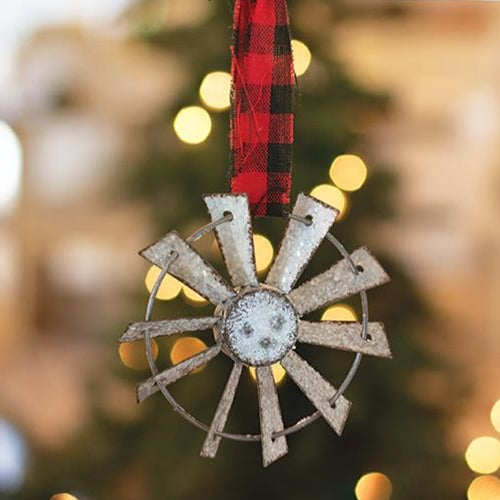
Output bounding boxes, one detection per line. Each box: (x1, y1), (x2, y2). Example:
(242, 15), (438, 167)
(266, 193), (338, 293)
(222, 288), (298, 366)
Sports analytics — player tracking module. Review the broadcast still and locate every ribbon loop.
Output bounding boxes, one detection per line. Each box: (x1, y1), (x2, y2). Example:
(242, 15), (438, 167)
(230, 0), (295, 217)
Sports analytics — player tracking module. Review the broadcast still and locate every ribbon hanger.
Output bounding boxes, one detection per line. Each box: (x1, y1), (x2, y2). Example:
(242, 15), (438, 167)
(230, 0), (295, 217)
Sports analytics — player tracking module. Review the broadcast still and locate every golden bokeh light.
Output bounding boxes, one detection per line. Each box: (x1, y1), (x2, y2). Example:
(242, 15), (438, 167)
(355, 472), (393, 500)
(249, 364), (287, 384)
(490, 400), (500, 433)
(310, 184), (348, 217)
(119, 340), (159, 370)
(199, 71), (231, 111)
(465, 437), (500, 474)
(171, 337), (208, 373)
(145, 265), (182, 301)
(173, 106), (212, 144)
(322, 304), (357, 321)
(50, 494), (79, 500)
(182, 284), (208, 306)
(253, 234), (274, 273)
(467, 475), (500, 500)
(291, 39), (312, 76)
(329, 154), (368, 192)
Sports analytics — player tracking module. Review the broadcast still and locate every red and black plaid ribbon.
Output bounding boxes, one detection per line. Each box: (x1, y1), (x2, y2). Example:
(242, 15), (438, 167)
(230, 0), (295, 217)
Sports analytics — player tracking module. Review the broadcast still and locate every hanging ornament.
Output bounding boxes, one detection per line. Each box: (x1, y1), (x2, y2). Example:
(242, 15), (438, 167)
(120, 0), (391, 467)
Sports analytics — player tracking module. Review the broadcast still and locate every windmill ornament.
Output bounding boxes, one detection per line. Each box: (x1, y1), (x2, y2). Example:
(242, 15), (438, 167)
(120, 0), (391, 467)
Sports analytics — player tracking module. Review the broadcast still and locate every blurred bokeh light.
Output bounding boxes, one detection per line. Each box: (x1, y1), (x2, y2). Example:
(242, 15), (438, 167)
(355, 472), (393, 500)
(119, 340), (159, 370)
(50, 494), (80, 500)
(249, 364), (287, 384)
(253, 234), (274, 273)
(145, 265), (183, 301)
(173, 106), (212, 144)
(329, 154), (368, 192)
(310, 184), (348, 217)
(170, 337), (207, 373)
(199, 71), (231, 111)
(291, 39), (312, 77)
(0, 420), (26, 494)
(490, 400), (500, 434)
(182, 284), (208, 306)
(0, 121), (23, 216)
(467, 475), (500, 500)
(321, 304), (357, 321)
(465, 437), (500, 474)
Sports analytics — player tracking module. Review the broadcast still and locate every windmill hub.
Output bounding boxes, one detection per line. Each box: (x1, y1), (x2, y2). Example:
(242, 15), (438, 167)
(219, 287), (299, 367)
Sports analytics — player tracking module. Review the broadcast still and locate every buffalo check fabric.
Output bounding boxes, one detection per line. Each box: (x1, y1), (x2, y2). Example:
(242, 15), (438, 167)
(230, 0), (295, 217)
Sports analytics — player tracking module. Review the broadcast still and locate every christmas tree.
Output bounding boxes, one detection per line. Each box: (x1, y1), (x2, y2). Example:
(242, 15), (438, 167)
(12, 1), (462, 499)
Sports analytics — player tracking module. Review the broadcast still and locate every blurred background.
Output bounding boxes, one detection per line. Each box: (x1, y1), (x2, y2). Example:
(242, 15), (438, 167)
(1, 1), (500, 499)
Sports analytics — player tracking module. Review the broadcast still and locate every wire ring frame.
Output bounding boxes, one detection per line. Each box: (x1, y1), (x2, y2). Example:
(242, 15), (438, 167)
(143, 212), (369, 442)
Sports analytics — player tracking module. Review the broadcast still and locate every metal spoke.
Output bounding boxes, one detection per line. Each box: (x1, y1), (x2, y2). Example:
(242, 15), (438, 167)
(200, 363), (243, 458)
(140, 231), (235, 305)
(288, 247), (390, 316)
(298, 321), (392, 358)
(256, 366), (288, 467)
(137, 345), (221, 403)
(204, 194), (258, 288)
(120, 317), (219, 343)
(281, 351), (351, 436)
(266, 193), (338, 293)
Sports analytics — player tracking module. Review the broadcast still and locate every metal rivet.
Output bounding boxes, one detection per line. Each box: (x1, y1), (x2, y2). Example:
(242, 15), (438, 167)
(260, 337), (271, 348)
(242, 323), (253, 337)
(271, 315), (285, 330)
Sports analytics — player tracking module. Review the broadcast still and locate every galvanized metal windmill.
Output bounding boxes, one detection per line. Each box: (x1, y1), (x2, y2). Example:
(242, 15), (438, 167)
(120, 193), (390, 466)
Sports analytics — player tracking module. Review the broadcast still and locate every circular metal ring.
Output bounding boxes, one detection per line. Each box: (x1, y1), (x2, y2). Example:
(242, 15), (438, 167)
(143, 213), (368, 442)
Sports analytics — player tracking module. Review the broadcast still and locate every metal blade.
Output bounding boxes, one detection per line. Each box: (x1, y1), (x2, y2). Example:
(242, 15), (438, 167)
(204, 194), (258, 288)
(288, 247), (390, 316)
(200, 362), (243, 459)
(120, 317), (219, 343)
(137, 345), (221, 403)
(298, 321), (392, 358)
(140, 231), (235, 305)
(266, 193), (338, 293)
(256, 366), (288, 467)
(281, 351), (351, 435)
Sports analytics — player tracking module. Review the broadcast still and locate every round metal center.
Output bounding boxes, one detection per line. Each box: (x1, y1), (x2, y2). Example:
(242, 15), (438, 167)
(221, 288), (298, 367)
